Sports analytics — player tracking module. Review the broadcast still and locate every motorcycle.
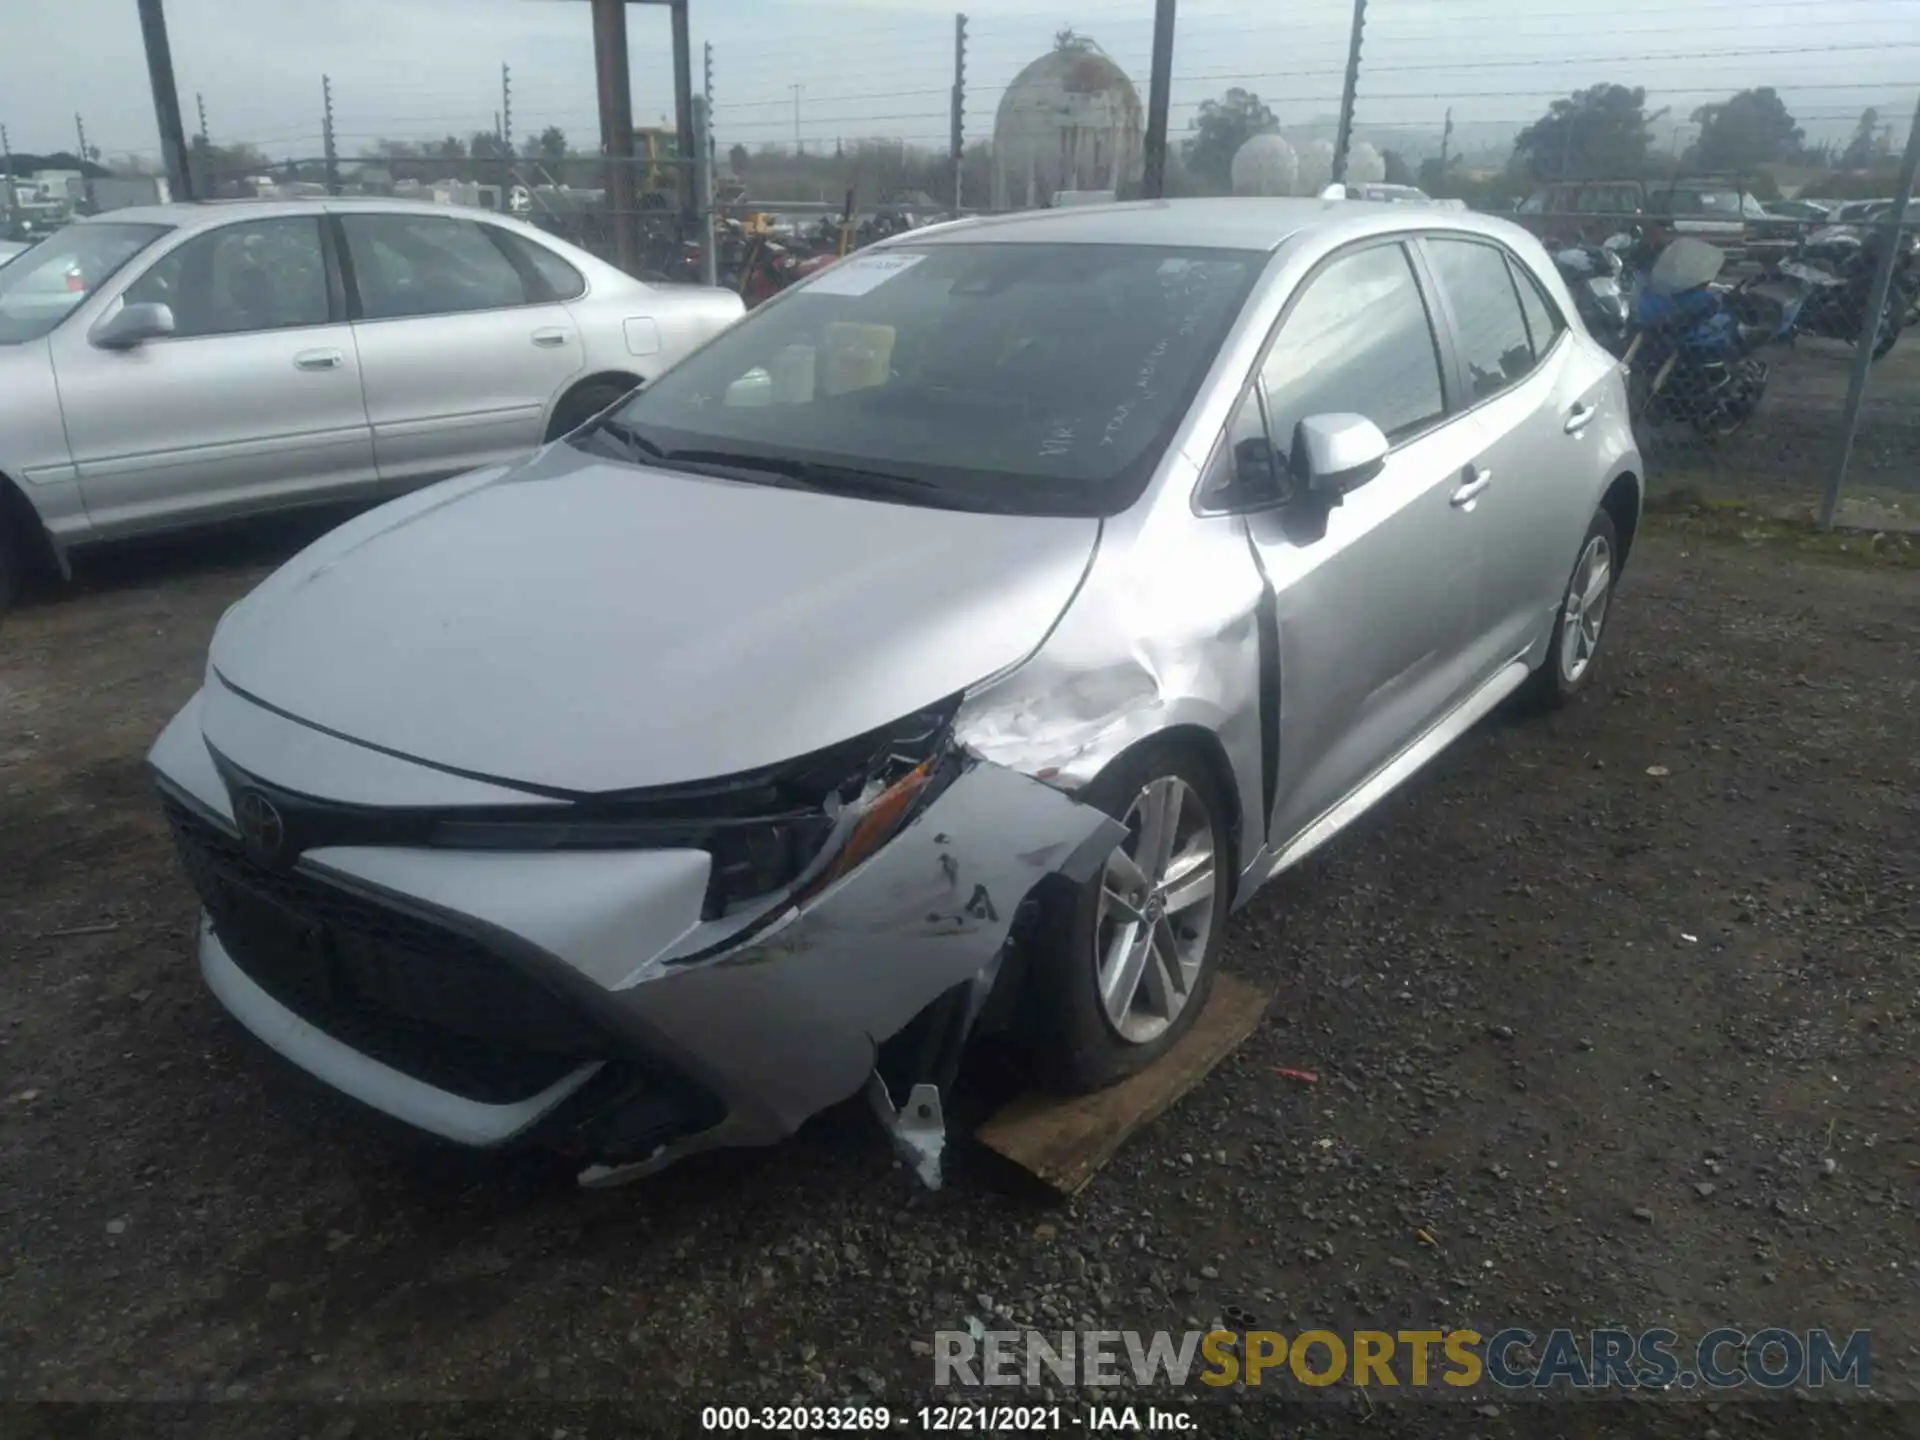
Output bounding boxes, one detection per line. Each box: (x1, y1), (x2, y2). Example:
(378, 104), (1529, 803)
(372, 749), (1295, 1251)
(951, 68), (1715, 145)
(1552, 241), (1631, 357)
(1619, 236), (1771, 439)
(1730, 222), (1909, 360)
(735, 231), (837, 307)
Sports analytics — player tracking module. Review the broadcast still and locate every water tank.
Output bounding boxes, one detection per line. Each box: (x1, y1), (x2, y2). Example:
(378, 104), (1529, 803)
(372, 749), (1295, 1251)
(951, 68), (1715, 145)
(991, 38), (1144, 210)
(1296, 138), (1335, 194)
(1230, 133), (1298, 197)
(1346, 141), (1386, 186)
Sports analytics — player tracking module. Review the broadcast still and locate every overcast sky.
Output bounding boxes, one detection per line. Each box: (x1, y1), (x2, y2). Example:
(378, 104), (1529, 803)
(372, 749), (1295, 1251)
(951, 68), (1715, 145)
(2, 0), (1916, 165)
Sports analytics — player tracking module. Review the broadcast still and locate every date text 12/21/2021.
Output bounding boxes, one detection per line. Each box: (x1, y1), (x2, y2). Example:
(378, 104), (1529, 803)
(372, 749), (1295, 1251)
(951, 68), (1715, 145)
(700, 1405), (1194, 1431)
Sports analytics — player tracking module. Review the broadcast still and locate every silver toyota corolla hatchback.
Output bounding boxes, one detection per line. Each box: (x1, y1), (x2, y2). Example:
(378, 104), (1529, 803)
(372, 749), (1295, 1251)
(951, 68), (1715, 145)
(150, 198), (1641, 1186)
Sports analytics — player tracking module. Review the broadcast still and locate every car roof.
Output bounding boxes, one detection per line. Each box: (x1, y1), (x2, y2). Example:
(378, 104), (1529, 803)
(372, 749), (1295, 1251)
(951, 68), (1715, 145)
(75, 196), (530, 233)
(892, 196), (1536, 254)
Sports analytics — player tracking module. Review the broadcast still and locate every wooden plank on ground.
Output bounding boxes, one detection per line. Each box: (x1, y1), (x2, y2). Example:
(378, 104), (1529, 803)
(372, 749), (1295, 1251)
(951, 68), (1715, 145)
(976, 972), (1273, 1196)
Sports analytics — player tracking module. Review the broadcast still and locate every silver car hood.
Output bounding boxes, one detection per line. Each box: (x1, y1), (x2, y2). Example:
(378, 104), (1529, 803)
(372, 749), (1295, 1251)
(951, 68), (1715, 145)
(209, 446), (1100, 793)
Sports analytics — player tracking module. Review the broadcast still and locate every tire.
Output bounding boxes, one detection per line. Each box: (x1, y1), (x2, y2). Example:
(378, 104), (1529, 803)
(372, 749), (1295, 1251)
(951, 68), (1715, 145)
(544, 380), (638, 444)
(1028, 742), (1233, 1094)
(0, 503), (24, 614)
(1522, 505), (1621, 710)
(1869, 294), (1901, 361)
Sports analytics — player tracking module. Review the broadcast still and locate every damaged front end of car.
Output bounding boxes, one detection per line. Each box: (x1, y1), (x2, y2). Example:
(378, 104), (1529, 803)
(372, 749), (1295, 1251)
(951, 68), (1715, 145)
(151, 680), (1126, 1191)
(562, 697), (1128, 1189)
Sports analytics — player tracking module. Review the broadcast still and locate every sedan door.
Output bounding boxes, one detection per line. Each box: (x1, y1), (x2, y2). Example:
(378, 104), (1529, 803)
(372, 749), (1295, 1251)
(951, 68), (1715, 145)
(335, 210), (584, 489)
(1418, 235), (1612, 678)
(50, 214), (376, 537)
(1239, 239), (1487, 849)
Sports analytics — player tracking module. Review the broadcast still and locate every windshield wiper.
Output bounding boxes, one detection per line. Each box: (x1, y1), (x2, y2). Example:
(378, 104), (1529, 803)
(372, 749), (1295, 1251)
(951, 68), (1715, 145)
(662, 448), (998, 508)
(574, 413), (668, 462)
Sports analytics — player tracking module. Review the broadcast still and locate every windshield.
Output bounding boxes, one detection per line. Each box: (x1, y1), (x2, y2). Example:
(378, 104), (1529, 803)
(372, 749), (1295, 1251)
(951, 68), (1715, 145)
(592, 242), (1266, 516)
(0, 222), (170, 344)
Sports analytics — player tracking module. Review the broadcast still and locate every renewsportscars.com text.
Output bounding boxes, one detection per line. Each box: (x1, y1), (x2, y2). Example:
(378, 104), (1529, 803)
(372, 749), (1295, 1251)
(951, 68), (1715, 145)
(934, 1326), (1872, 1391)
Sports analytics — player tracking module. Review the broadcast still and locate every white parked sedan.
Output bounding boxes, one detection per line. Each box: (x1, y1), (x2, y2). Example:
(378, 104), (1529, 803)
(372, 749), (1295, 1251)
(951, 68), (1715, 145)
(0, 199), (744, 609)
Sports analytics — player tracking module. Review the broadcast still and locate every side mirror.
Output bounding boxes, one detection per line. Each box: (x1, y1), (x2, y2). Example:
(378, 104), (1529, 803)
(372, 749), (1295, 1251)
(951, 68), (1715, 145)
(1288, 414), (1389, 501)
(93, 301), (175, 350)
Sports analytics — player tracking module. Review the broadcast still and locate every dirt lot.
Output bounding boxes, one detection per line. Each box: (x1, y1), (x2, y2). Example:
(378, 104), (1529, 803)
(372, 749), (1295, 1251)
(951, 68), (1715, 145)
(1, 513), (1916, 1438)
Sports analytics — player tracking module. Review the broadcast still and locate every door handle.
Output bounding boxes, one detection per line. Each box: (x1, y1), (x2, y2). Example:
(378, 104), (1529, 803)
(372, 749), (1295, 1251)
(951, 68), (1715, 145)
(294, 348), (343, 371)
(1564, 401), (1597, 434)
(1450, 466), (1493, 508)
(531, 328), (570, 348)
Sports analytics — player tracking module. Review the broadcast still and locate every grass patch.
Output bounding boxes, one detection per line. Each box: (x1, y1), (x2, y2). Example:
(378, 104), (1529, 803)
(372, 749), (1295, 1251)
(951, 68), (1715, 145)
(1642, 504), (1920, 570)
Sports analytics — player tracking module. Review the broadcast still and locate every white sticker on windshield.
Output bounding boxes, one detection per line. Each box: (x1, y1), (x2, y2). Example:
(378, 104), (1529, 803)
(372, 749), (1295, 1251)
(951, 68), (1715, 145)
(804, 251), (926, 296)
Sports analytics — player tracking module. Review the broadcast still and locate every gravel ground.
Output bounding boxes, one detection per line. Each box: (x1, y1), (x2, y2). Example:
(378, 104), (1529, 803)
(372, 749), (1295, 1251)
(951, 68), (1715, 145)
(0, 512), (1915, 1439)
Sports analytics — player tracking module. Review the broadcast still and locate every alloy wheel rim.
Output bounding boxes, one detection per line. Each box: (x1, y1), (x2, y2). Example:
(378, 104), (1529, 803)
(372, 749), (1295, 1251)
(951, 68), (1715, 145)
(1559, 534), (1613, 685)
(1093, 776), (1217, 1045)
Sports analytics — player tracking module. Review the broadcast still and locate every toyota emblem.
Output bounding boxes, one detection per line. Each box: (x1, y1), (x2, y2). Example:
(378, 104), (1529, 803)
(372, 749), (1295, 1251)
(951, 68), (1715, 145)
(233, 789), (286, 862)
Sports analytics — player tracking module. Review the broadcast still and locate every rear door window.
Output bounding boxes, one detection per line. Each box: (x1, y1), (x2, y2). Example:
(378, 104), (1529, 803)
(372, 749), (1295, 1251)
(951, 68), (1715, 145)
(342, 213), (531, 319)
(1424, 238), (1539, 401)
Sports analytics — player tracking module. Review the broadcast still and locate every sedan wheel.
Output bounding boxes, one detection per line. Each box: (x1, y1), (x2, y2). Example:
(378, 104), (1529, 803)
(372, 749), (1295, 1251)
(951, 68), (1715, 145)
(1095, 777), (1217, 1046)
(1524, 505), (1621, 709)
(1558, 531), (1612, 686)
(1029, 744), (1232, 1093)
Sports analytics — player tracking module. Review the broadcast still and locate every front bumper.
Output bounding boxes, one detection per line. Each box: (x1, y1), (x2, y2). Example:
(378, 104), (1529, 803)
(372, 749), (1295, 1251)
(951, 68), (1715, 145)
(152, 686), (1121, 1175)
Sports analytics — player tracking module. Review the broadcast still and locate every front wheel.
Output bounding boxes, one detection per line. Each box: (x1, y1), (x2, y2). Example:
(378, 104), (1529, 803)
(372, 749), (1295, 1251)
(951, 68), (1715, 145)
(1522, 506), (1620, 710)
(1028, 744), (1233, 1094)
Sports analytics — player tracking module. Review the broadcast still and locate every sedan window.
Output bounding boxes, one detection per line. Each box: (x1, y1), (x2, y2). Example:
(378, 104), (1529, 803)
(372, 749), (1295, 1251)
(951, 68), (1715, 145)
(1259, 242), (1446, 458)
(492, 228), (587, 300)
(1424, 238), (1538, 402)
(122, 217), (330, 338)
(342, 213), (530, 319)
(0, 222), (169, 344)
(1507, 254), (1565, 360)
(598, 242), (1265, 517)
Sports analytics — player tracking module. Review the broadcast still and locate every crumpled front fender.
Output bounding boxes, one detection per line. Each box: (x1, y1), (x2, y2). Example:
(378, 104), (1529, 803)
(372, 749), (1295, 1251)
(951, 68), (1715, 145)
(603, 756), (1125, 1143)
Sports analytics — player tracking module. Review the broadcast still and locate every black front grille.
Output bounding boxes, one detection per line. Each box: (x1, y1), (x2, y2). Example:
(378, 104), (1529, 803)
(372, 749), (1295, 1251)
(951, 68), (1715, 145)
(163, 794), (604, 1105)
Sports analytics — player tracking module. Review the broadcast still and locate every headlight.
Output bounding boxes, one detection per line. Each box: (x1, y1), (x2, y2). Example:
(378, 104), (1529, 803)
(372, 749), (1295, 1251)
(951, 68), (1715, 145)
(427, 697), (959, 918)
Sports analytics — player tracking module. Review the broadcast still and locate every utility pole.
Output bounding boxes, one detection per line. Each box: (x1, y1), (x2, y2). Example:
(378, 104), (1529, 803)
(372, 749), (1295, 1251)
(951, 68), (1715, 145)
(75, 114), (96, 212)
(792, 84), (804, 155)
(703, 41), (715, 173)
(693, 95), (716, 285)
(501, 63), (513, 156)
(950, 13), (967, 214)
(1, 124), (16, 239)
(322, 74), (340, 195)
(1142, 0), (1175, 198)
(590, 0), (639, 276)
(668, 0), (696, 224)
(1820, 95), (1920, 530)
(1330, 0), (1367, 186)
(136, 0), (195, 202)
(1438, 106), (1452, 178)
(192, 91), (209, 197)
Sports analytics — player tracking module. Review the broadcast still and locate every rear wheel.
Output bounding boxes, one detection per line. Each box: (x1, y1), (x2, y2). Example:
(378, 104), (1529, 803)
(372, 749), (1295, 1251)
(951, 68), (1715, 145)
(1029, 744), (1233, 1093)
(1523, 506), (1619, 710)
(0, 504), (24, 614)
(544, 379), (638, 444)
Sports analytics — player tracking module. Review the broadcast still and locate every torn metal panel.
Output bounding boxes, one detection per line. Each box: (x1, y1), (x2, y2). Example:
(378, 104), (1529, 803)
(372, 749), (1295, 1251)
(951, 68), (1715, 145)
(865, 1073), (947, 1190)
(953, 494), (1269, 889)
